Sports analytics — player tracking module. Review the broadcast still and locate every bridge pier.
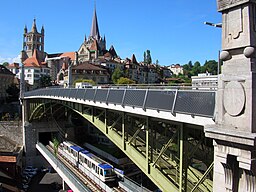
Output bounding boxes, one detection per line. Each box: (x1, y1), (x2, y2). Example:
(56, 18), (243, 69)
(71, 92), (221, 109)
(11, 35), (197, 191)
(205, 0), (256, 191)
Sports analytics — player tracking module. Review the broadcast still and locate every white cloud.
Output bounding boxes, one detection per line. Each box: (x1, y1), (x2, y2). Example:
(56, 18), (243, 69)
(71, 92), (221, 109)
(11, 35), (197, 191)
(0, 55), (21, 64)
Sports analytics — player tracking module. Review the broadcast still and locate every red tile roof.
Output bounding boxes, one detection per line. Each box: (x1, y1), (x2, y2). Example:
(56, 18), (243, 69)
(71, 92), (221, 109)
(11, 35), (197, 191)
(23, 49), (47, 68)
(60, 52), (76, 61)
(23, 49), (41, 68)
(73, 62), (107, 71)
(90, 39), (99, 51)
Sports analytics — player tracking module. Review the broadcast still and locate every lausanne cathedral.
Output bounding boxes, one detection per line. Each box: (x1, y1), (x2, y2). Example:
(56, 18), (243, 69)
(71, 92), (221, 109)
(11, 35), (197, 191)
(7, 6), (171, 88)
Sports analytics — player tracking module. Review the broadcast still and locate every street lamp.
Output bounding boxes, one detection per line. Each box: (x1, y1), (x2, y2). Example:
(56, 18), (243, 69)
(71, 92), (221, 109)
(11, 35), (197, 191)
(204, 21), (222, 75)
(204, 21), (222, 28)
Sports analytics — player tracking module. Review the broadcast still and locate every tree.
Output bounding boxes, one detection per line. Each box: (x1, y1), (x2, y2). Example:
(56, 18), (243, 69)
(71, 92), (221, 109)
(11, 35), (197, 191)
(204, 60), (218, 75)
(6, 83), (20, 101)
(1, 62), (9, 67)
(52, 137), (59, 157)
(39, 75), (52, 88)
(111, 67), (123, 84)
(143, 52), (146, 63)
(192, 61), (201, 76)
(146, 50), (152, 64)
(117, 77), (135, 84)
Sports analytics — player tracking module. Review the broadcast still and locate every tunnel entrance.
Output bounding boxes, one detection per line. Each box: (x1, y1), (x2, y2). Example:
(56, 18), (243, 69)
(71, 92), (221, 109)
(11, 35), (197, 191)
(38, 132), (58, 145)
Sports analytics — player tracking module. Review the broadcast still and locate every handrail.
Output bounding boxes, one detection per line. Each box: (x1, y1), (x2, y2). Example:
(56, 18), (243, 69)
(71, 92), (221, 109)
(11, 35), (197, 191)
(23, 87), (216, 118)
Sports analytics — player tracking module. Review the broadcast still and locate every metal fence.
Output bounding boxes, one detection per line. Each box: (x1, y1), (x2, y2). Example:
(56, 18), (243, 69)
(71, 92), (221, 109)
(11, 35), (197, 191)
(24, 87), (216, 118)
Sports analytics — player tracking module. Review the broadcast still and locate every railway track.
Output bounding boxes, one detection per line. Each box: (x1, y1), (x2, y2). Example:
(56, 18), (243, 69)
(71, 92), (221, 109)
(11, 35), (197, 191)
(46, 145), (124, 192)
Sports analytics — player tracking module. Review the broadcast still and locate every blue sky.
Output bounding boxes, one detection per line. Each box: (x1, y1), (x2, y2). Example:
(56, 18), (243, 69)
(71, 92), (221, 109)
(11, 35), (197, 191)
(0, 0), (222, 66)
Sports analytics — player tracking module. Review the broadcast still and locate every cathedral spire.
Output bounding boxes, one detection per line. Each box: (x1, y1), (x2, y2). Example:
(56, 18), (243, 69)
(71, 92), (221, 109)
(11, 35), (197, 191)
(90, 6), (100, 41)
(31, 18), (38, 33)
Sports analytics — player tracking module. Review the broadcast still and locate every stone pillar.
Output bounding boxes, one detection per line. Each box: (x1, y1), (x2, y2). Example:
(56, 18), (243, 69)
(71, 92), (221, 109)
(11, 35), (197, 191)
(205, 1), (256, 191)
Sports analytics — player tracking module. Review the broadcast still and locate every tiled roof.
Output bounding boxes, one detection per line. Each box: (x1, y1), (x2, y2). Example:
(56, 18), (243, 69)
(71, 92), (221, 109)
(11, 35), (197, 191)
(23, 49), (44, 68)
(23, 57), (40, 67)
(73, 62), (107, 71)
(90, 39), (99, 51)
(131, 54), (138, 64)
(60, 52), (76, 60)
(109, 45), (117, 58)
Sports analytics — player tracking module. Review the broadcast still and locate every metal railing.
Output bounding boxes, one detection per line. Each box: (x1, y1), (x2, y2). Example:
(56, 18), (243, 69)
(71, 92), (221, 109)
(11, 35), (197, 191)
(36, 142), (91, 192)
(24, 87), (216, 118)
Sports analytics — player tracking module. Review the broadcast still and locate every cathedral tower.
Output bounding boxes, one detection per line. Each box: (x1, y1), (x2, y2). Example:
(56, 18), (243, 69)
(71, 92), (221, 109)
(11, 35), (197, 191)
(78, 7), (106, 62)
(21, 19), (45, 62)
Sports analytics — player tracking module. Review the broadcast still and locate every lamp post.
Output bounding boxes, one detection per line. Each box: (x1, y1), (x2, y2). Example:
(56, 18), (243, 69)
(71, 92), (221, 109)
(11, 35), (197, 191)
(204, 21), (222, 75)
(204, 21), (222, 28)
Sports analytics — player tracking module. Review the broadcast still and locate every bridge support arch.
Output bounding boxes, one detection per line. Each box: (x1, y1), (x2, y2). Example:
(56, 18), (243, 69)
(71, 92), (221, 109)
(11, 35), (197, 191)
(22, 98), (214, 192)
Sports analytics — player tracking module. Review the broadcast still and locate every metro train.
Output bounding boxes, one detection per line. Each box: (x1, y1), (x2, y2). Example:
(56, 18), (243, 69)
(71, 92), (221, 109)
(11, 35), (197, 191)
(55, 141), (117, 182)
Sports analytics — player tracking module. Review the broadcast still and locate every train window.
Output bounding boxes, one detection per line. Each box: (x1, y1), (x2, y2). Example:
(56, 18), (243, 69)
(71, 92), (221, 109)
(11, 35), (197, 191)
(100, 169), (103, 176)
(104, 169), (112, 176)
(92, 164), (95, 170)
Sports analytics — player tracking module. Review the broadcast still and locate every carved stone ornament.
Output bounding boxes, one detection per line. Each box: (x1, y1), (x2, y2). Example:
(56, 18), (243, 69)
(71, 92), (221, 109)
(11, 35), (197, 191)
(223, 81), (245, 116)
(244, 46), (255, 58)
(220, 50), (231, 61)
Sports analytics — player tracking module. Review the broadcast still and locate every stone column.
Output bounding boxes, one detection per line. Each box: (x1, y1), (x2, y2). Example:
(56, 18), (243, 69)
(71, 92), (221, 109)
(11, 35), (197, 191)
(205, 1), (256, 191)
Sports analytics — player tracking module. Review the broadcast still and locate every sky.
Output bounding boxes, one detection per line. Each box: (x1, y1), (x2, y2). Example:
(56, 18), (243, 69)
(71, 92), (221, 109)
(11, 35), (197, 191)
(0, 0), (222, 66)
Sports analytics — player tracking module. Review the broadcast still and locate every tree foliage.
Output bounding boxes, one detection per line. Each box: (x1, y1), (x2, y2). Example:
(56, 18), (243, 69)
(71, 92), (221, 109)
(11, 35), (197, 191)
(39, 75), (52, 88)
(6, 83), (20, 101)
(112, 67), (123, 84)
(52, 137), (59, 157)
(117, 77), (135, 84)
(1, 62), (9, 67)
(203, 60), (218, 75)
(145, 50), (152, 64)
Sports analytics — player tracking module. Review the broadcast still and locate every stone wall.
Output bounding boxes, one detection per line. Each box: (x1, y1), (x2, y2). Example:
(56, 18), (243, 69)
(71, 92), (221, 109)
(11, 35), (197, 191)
(0, 121), (22, 145)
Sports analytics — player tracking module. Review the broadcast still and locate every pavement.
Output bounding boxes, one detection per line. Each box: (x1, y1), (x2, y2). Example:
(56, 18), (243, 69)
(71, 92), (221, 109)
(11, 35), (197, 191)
(27, 172), (62, 192)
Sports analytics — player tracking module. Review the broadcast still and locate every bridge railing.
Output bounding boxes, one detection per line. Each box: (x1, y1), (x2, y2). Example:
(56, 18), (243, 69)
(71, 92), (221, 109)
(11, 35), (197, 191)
(24, 87), (216, 118)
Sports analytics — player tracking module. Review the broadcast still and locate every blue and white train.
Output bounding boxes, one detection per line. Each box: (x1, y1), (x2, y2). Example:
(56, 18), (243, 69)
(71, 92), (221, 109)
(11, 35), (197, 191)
(56, 141), (116, 182)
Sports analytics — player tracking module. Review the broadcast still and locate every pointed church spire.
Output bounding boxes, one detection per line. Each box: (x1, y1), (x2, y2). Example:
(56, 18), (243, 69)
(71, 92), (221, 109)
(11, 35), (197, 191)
(84, 34), (87, 42)
(31, 18), (38, 33)
(41, 25), (44, 34)
(90, 6), (100, 40)
(24, 25), (27, 33)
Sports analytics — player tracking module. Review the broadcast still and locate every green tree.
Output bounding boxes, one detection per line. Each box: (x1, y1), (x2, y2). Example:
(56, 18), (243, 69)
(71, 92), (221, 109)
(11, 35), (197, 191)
(146, 50), (152, 64)
(143, 52), (146, 63)
(112, 67), (123, 84)
(52, 137), (59, 156)
(39, 75), (52, 88)
(6, 83), (20, 101)
(2, 62), (9, 67)
(192, 61), (201, 76)
(204, 60), (218, 75)
(117, 77), (135, 84)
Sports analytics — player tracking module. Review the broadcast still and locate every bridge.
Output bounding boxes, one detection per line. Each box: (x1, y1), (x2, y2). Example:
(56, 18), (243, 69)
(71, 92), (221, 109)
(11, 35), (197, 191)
(20, 1), (256, 191)
(22, 87), (215, 192)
